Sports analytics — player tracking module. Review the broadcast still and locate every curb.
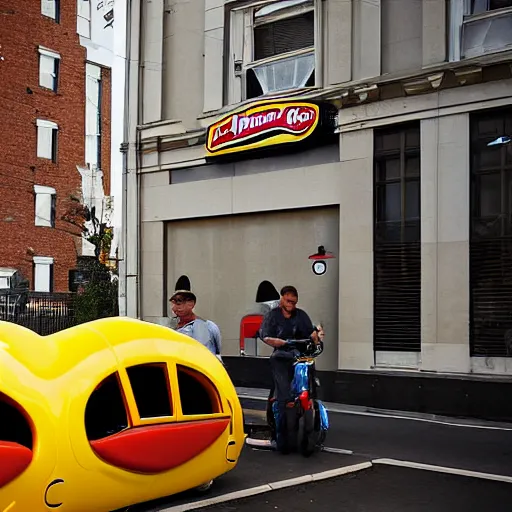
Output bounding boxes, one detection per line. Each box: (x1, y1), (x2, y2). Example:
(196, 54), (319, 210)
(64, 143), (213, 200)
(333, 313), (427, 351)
(372, 458), (512, 484)
(159, 462), (372, 512)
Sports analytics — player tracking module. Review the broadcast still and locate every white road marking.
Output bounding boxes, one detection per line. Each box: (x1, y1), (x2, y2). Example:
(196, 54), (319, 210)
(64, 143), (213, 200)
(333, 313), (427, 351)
(372, 458), (512, 484)
(245, 437), (353, 455)
(240, 394), (512, 431)
(159, 462), (372, 512)
(322, 447), (354, 455)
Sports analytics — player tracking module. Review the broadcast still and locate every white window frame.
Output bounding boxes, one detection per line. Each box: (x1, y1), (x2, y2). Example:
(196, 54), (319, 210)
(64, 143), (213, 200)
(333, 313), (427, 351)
(33, 256), (54, 293)
(85, 63), (102, 170)
(77, 0), (91, 38)
(34, 185), (56, 228)
(42, 0), (60, 21)
(449, 0), (512, 61)
(227, 0), (322, 105)
(36, 119), (58, 161)
(38, 47), (60, 91)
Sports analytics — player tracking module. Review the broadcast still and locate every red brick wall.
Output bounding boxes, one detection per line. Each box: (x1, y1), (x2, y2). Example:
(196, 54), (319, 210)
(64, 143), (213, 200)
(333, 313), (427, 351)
(0, 1), (87, 291)
(100, 67), (112, 196)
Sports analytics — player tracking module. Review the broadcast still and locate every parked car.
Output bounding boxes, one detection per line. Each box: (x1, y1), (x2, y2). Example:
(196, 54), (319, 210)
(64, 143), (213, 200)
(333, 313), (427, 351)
(0, 268), (29, 318)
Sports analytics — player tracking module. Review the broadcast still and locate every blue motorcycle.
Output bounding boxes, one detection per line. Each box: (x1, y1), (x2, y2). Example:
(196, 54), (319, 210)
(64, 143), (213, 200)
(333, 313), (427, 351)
(268, 338), (329, 457)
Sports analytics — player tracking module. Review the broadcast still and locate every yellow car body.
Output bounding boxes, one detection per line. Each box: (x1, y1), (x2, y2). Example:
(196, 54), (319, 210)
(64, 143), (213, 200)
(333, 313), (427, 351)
(0, 317), (244, 512)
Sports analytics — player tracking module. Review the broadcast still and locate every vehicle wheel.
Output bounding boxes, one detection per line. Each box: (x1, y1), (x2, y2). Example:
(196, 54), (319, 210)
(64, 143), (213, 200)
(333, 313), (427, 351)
(298, 408), (316, 457)
(281, 405), (298, 454)
(195, 480), (214, 493)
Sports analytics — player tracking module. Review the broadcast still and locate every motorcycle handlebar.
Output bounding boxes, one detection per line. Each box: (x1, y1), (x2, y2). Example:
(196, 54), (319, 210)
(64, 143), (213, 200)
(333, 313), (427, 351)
(285, 338), (324, 357)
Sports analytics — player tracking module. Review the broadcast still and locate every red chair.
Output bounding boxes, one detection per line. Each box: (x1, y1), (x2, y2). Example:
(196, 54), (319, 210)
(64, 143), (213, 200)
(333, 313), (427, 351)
(239, 314), (264, 356)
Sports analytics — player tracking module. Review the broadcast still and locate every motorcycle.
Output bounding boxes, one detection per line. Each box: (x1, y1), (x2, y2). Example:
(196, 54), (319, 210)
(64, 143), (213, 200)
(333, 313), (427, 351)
(268, 338), (329, 457)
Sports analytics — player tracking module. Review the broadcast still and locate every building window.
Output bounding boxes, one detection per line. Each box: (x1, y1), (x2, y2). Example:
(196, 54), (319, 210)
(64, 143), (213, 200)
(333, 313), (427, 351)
(470, 107), (512, 357)
(34, 185), (56, 228)
(36, 119), (58, 162)
(373, 123), (421, 355)
(77, 0), (91, 38)
(86, 64), (102, 170)
(38, 47), (60, 92)
(450, 0), (512, 61)
(41, 0), (60, 22)
(33, 256), (54, 292)
(227, 0), (320, 104)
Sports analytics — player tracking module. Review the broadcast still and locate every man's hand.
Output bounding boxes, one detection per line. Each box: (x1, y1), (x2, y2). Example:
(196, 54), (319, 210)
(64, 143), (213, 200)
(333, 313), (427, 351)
(263, 337), (287, 348)
(311, 324), (325, 345)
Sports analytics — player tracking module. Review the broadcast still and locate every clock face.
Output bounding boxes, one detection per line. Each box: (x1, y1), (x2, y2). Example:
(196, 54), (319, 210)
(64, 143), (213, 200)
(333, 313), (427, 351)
(312, 260), (327, 276)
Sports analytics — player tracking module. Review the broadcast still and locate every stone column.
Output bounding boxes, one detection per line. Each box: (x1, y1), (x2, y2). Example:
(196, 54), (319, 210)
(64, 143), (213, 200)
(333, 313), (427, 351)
(338, 129), (374, 370)
(422, 0), (446, 67)
(203, 0), (224, 113)
(421, 114), (471, 373)
(352, 0), (381, 81)
(142, 0), (164, 124)
(326, 0), (352, 85)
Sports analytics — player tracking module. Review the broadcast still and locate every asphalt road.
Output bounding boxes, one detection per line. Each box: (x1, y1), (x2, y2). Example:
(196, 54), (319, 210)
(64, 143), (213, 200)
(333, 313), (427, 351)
(198, 465), (512, 512)
(241, 397), (512, 476)
(126, 396), (512, 511)
(126, 446), (359, 512)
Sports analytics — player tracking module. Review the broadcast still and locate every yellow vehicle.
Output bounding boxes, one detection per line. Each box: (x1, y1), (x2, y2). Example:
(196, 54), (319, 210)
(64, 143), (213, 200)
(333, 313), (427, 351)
(0, 317), (244, 512)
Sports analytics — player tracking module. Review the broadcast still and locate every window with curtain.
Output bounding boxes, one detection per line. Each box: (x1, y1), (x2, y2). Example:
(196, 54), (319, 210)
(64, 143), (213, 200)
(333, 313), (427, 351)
(228, 0), (318, 103)
(373, 123), (421, 354)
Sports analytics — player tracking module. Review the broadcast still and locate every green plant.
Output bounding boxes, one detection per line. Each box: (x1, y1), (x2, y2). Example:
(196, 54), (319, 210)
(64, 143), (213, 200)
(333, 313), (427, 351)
(73, 260), (119, 325)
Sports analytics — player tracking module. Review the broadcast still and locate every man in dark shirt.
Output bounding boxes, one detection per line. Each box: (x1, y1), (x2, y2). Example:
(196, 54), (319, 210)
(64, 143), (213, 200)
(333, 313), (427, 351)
(259, 285), (324, 447)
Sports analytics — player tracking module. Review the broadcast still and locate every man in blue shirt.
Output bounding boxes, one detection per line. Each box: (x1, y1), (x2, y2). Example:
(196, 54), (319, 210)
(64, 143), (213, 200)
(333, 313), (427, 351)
(170, 290), (222, 360)
(260, 285), (324, 449)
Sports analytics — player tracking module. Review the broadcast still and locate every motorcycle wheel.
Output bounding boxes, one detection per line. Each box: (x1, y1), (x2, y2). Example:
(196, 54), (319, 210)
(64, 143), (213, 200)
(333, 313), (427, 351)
(298, 408), (316, 457)
(275, 404), (298, 454)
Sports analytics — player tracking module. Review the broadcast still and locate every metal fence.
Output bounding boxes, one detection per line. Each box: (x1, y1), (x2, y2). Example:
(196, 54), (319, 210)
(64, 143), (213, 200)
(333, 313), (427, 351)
(0, 292), (76, 336)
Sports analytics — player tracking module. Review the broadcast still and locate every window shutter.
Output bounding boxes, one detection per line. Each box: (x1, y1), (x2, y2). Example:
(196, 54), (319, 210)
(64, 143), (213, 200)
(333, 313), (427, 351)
(86, 66), (101, 168)
(254, 11), (314, 60)
(33, 257), (54, 293)
(39, 54), (55, 90)
(35, 193), (52, 227)
(374, 124), (422, 354)
(37, 126), (53, 159)
(41, 0), (56, 19)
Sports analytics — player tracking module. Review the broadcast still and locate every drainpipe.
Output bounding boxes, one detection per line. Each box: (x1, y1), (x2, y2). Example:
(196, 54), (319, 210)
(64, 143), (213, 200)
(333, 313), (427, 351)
(123, 0), (142, 319)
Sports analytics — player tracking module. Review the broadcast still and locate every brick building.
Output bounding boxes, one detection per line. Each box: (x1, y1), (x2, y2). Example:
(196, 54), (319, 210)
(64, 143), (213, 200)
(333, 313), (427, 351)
(0, 0), (112, 292)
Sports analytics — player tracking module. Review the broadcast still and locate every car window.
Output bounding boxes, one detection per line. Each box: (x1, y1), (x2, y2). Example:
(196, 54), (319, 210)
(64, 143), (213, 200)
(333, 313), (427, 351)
(126, 363), (173, 418)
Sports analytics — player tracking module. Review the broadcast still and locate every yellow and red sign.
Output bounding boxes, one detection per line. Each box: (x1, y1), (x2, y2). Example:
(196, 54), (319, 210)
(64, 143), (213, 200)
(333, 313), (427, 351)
(206, 100), (320, 157)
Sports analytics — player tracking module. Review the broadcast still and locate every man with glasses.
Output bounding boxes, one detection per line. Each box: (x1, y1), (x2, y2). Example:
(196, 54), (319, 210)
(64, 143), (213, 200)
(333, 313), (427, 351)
(169, 290), (222, 361)
(259, 285), (324, 449)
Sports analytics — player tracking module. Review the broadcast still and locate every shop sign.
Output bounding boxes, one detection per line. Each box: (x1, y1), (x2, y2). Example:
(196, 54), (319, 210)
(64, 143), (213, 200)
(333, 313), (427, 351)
(206, 101), (320, 157)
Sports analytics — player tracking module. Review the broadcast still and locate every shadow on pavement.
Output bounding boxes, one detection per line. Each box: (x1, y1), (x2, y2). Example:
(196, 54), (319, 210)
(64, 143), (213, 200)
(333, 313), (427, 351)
(123, 443), (362, 511)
